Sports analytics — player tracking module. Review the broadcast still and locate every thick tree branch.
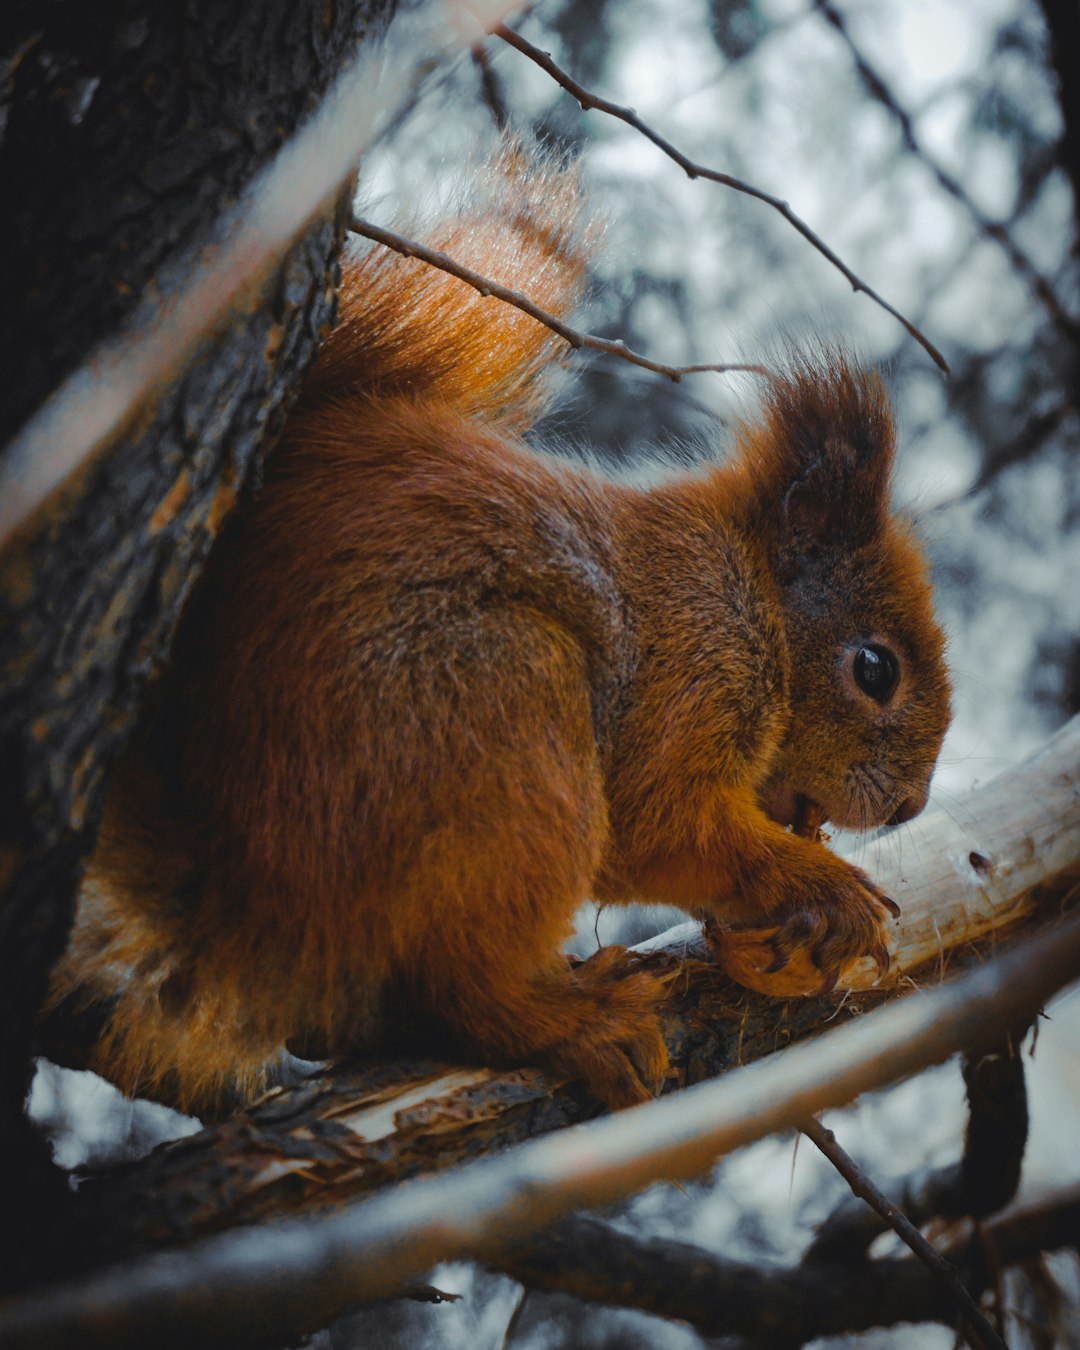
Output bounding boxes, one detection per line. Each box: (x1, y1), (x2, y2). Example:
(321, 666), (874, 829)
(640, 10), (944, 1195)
(28, 717), (1080, 1276)
(0, 1), (475, 547)
(497, 1186), (1080, 1346)
(504, 1218), (952, 1345)
(0, 0), (398, 1286)
(5, 905), (1080, 1348)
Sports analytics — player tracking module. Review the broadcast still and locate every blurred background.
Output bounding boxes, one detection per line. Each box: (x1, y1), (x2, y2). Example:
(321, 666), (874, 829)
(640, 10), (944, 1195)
(31, 0), (1080, 1345)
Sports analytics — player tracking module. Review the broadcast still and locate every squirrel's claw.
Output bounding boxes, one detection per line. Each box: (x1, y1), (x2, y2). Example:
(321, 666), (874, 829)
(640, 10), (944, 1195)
(871, 943), (891, 977)
(764, 948), (791, 974)
(880, 895), (901, 919)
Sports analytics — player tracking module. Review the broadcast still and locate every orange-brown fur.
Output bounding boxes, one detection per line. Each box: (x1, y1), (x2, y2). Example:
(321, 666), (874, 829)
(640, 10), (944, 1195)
(51, 144), (951, 1113)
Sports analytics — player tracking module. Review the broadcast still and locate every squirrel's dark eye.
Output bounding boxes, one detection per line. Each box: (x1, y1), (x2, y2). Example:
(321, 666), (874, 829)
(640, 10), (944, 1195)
(853, 644), (899, 703)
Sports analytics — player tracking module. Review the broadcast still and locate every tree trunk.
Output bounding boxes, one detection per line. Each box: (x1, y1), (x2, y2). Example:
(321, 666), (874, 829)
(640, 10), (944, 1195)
(0, 0), (395, 1282)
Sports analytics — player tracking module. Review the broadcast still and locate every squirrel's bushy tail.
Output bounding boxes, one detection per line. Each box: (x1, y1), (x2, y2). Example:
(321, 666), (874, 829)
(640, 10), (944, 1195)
(303, 140), (591, 434)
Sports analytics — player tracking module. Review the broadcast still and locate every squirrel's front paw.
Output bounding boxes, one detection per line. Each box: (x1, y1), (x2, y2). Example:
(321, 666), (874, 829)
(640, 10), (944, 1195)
(708, 854), (899, 997)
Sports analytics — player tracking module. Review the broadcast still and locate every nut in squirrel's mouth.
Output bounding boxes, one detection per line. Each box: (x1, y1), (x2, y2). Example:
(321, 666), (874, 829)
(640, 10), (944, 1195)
(763, 787), (827, 841)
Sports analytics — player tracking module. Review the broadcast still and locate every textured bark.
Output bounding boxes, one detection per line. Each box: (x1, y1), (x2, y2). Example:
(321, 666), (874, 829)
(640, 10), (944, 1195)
(497, 1189), (1080, 1346)
(25, 720), (1075, 1284)
(0, 0), (394, 1281)
(6, 916), (1079, 1350)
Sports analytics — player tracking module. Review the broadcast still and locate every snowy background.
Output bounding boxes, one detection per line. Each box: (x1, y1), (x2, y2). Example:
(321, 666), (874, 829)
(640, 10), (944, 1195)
(30, 0), (1080, 1345)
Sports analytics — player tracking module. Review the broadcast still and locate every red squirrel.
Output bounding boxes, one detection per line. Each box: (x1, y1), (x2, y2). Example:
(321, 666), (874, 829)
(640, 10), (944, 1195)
(50, 143), (951, 1112)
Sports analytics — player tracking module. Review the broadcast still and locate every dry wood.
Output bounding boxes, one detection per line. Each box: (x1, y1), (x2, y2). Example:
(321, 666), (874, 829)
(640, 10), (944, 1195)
(842, 716), (1079, 985)
(799, 1116), (1007, 1350)
(496, 1185), (1080, 1346)
(5, 910), (1080, 1350)
(36, 715), (1080, 1272)
(707, 712), (1080, 993)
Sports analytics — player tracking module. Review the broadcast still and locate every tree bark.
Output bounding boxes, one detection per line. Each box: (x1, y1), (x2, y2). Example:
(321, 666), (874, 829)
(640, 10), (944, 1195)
(0, 0), (394, 1282)
(32, 716), (1080, 1278)
(496, 1187), (1080, 1347)
(6, 912), (1079, 1350)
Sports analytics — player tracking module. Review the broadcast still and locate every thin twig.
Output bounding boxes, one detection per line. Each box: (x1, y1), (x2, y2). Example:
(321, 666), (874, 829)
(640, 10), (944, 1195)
(806, 1035), (1030, 1262)
(800, 1116), (1007, 1350)
(490, 21), (949, 374)
(472, 43), (509, 130)
(348, 214), (771, 383)
(816, 0), (1080, 347)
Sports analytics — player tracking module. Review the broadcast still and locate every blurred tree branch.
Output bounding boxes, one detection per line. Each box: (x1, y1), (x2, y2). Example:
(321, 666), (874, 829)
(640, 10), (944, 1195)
(7, 719), (1079, 1349)
(816, 0), (1080, 347)
(496, 1185), (1080, 1348)
(1036, 0), (1080, 244)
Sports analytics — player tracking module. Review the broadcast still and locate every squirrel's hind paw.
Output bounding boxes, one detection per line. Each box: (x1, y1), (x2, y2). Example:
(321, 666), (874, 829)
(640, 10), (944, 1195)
(544, 946), (672, 1108)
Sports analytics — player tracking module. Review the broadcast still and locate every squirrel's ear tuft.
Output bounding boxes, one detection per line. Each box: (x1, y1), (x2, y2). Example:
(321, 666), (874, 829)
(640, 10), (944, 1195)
(749, 347), (895, 554)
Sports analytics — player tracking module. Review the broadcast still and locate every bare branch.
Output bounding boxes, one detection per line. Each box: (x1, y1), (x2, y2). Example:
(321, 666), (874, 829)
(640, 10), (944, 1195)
(348, 214), (771, 383)
(800, 1116), (1007, 1350)
(5, 907), (1080, 1350)
(501, 1185), (1080, 1345)
(806, 1035), (1029, 1262)
(817, 0), (1080, 347)
(982, 1182), (1080, 1262)
(490, 21), (950, 374)
(471, 42), (510, 130)
(502, 1217), (953, 1344)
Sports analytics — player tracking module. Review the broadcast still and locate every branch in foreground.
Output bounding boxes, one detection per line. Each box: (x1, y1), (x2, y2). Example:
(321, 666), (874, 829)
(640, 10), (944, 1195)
(5, 913), (1080, 1350)
(348, 215), (771, 383)
(799, 1116), (1006, 1350)
(490, 21), (949, 373)
(498, 1186), (1080, 1346)
(32, 717), (1080, 1270)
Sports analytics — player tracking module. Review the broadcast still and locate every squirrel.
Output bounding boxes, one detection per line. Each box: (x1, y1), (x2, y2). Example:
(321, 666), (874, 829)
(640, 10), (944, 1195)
(48, 141), (951, 1114)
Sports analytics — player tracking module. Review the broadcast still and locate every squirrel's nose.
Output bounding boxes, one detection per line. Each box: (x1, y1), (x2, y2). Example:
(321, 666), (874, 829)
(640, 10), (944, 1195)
(887, 790), (927, 827)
